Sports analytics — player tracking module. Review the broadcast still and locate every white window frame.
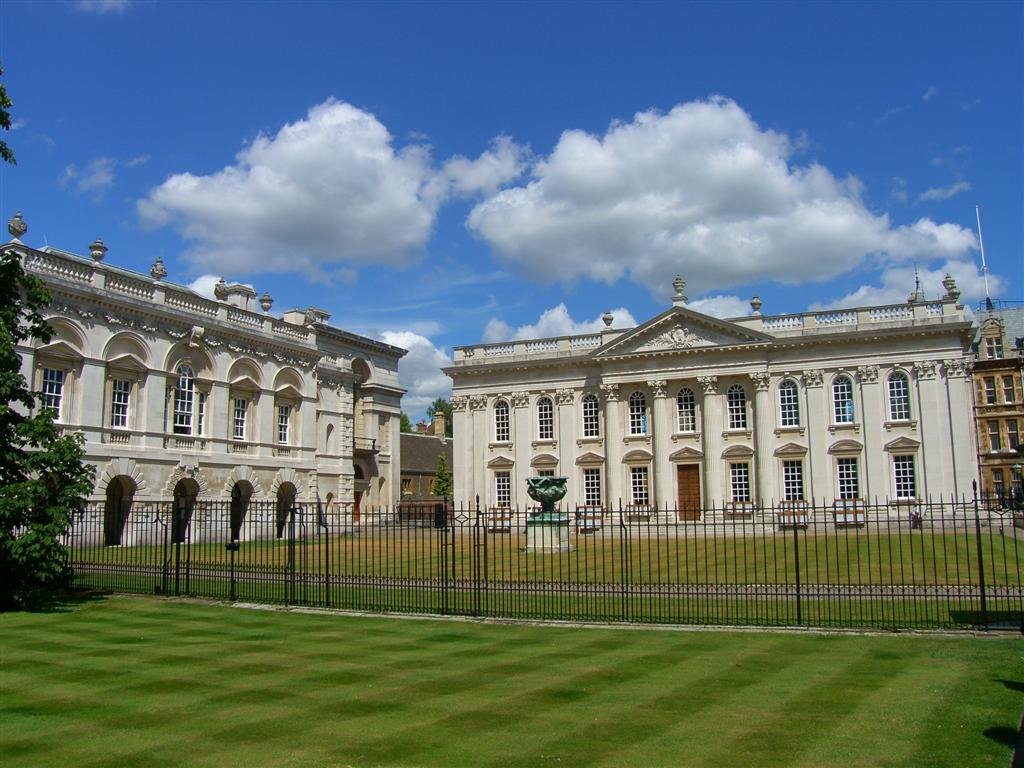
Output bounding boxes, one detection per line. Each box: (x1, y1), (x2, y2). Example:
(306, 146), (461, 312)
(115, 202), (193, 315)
(988, 420), (1001, 453)
(628, 391), (647, 436)
(537, 396), (554, 440)
(676, 388), (696, 433)
(172, 365), (195, 435)
(887, 371), (911, 421)
(893, 455), (917, 500)
(729, 462), (751, 502)
(629, 465), (649, 506)
(984, 376), (997, 405)
(782, 460), (804, 501)
(583, 468), (602, 507)
(778, 380), (800, 428)
(109, 378), (131, 429)
(494, 400), (510, 443)
(581, 394), (600, 438)
(494, 471), (511, 508)
(41, 367), (65, 420)
(832, 376), (855, 424)
(986, 336), (1004, 360)
(1003, 376), (1016, 404)
(277, 403), (291, 445)
(1008, 420), (1020, 451)
(233, 397), (248, 441)
(836, 457), (860, 500)
(727, 385), (747, 430)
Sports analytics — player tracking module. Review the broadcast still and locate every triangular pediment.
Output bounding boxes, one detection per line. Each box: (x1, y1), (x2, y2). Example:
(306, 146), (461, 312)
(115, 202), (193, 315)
(669, 446), (704, 460)
(774, 442), (807, 457)
(36, 340), (83, 360)
(486, 454), (515, 469)
(575, 451), (605, 465)
(594, 306), (772, 359)
(884, 436), (920, 452)
(106, 353), (147, 373)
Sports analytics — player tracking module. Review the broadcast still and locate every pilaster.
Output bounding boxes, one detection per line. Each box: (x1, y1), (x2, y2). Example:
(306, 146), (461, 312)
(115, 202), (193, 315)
(749, 371), (774, 504)
(698, 376), (721, 506)
(601, 384), (623, 507)
(649, 379), (672, 511)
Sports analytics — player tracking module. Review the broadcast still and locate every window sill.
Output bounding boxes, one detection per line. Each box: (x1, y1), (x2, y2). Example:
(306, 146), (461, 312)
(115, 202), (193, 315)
(531, 439), (557, 448)
(883, 419), (917, 432)
(488, 441), (513, 449)
(623, 434), (651, 443)
(828, 422), (861, 434)
(671, 431), (701, 442)
(721, 429), (753, 441)
(774, 426), (805, 437)
(575, 436), (603, 447)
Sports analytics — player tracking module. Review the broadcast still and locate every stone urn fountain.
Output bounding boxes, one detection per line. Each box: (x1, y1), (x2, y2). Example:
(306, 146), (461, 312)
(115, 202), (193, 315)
(525, 476), (571, 553)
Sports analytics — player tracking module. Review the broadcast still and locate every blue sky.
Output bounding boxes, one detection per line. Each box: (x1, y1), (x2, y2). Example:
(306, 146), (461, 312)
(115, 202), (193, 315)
(2, 0), (1021, 419)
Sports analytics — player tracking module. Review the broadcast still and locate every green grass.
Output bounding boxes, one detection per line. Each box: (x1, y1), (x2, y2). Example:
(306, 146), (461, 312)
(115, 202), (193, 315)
(1, 595), (1021, 768)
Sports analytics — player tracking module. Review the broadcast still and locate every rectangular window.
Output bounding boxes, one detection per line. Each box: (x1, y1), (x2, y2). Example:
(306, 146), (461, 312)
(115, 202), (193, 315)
(984, 377), (997, 405)
(1004, 376), (1017, 404)
(986, 336), (1004, 360)
(1008, 420), (1020, 451)
(401, 478), (412, 496)
(537, 398), (554, 440)
(630, 466), (649, 506)
(779, 384), (800, 427)
(538, 469), (555, 477)
(729, 462), (751, 502)
(233, 398), (248, 441)
(495, 471), (511, 508)
(988, 420), (1002, 452)
(677, 389), (696, 432)
(582, 396), (600, 437)
(992, 468), (1005, 502)
(837, 457), (860, 500)
(110, 379), (131, 428)
(833, 378), (855, 424)
(782, 460), (804, 501)
(583, 468), (602, 506)
(41, 368), (64, 418)
(893, 455), (917, 499)
(196, 392), (207, 436)
(277, 404), (290, 444)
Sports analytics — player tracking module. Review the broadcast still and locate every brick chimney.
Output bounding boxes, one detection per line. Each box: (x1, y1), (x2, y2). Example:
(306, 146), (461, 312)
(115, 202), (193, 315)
(431, 412), (447, 438)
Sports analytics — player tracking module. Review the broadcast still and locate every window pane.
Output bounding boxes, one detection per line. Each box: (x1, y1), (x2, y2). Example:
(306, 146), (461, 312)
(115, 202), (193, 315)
(778, 381), (799, 427)
(894, 455), (916, 499)
(984, 377), (997, 405)
(630, 466), (649, 506)
(783, 460), (804, 501)
(41, 368), (65, 417)
(537, 397), (554, 440)
(988, 420), (1001, 452)
(833, 377), (855, 423)
(110, 379), (130, 428)
(730, 462), (751, 502)
(494, 401), (510, 442)
(233, 398), (247, 440)
(583, 468), (602, 506)
(629, 392), (647, 435)
(277, 404), (290, 444)
(677, 388), (696, 432)
(1007, 420), (1019, 450)
(727, 385), (747, 429)
(495, 471), (511, 508)
(888, 373), (910, 421)
(173, 365), (194, 434)
(1003, 376), (1016, 404)
(581, 395), (600, 437)
(837, 457), (859, 499)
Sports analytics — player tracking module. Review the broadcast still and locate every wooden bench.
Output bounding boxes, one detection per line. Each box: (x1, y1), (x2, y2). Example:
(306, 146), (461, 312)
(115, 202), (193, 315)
(575, 506), (604, 533)
(486, 508), (513, 533)
(777, 500), (809, 528)
(832, 499), (865, 527)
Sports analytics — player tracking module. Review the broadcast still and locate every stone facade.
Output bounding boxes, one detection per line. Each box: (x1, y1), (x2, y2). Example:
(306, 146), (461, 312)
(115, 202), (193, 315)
(7, 219), (405, 521)
(446, 278), (978, 515)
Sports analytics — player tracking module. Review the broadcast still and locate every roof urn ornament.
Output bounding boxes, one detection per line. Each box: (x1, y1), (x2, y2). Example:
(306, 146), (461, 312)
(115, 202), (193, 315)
(750, 295), (763, 316)
(671, 275), (688, 306)
(7, 211), (27, 241)
(942, 273), (961, 302)
(602, 310), (614, 328)
(89, 238), (108, 262)
(907, 268), (924, 304)
(214, 277), (228, 300)
(260, 291), (274, 313)
(150, 256), (167, 281)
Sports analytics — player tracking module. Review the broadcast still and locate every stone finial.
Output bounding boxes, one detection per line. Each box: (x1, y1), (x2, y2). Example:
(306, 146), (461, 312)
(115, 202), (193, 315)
(602, 310), (614, 328)
(7, 211), (27, 241)
(150, 256), (167, 281)
(907, 267), (924, 304)
(942, 273), (960, 302)
(750, 295), (762, 315)
(89, 238), (108, 262)
(260, 292), (274, 313)
(671, 275), (688, 306)
(214, 277), (228, 300)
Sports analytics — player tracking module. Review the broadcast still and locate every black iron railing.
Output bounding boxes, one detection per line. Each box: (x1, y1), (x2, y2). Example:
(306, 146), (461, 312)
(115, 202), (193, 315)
(65, 496), (1024, 631)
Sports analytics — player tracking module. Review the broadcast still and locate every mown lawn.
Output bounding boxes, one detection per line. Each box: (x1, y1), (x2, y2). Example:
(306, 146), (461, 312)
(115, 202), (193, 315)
(1, 595), (1021, 768)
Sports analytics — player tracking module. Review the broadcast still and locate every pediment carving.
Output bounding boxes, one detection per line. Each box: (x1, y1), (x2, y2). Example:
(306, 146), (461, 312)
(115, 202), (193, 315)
(828, 439), (863, 455)
(575, 451), (605, 465)
(884, 436), (921, 452)
(721, 444), (754, 458)
(530, 453), (559, 467)
(486, 454), (515, 469)
(669, 446), (704, 460)
(773, 442), (807, 457)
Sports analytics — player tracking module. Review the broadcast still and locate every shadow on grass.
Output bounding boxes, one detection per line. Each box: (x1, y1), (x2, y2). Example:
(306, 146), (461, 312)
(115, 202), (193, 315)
(949, 610), (1024, 629)
(10, 587), (114, 614)
(997, 679), (1024, 694)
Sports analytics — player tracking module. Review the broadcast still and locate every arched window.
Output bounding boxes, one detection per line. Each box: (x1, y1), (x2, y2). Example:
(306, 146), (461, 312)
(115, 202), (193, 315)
(832, 375), (855, 424)
(581, 394), (599, 438)
(494, 400), (510, 442)
(778, 379), (800, 427)
(727, 385), (747, 430)
(628, 391), (647, 435)
(676, 388), (696, 432)
(173, 365), (195, 435)
(888, 371), (911, 421)
(537, 396), (554, 440)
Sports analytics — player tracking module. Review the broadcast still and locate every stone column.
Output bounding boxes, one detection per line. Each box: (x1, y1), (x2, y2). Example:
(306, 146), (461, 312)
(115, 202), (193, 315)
(802, 370), (827, 503)
(469, 394), (488, 509)
(942, 357), (977, 499)
(857, 364), (882, 502)
(649, 379), (672, 512)
(749, 371), (774, 505)
(450, 395), (471, 507)
(556, 389), (577, 508)
(601, 384), (623, 507)
(257, 387), (276, 459)
(511, 391), (531, 509)
(698, 376), (721, 507)
(912, 360), (941, 500)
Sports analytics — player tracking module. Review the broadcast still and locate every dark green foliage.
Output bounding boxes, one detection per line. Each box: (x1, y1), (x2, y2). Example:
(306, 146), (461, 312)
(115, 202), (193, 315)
(399, 411), (413, 433)
(426, 397), (453, 437)
(0, 65), (14, 165)
(431, 453), (452, 498)
(0, 249), (94, 610)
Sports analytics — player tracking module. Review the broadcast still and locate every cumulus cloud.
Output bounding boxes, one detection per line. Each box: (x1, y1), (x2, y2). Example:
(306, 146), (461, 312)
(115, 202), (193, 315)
(688, 295), (752, 319)
(187, 274), (256, 300)
(75, 0), (130, 13)
(922, 86), (938, 102)
(443, 136), (530, 196)
(466, 97), (977, 299)
(59, 157), (116, 195)
(917, 181), (971, 203)
(810, 260), (1003, 310)
(379, 331), (453, 417)
(482, 303), (637, 343)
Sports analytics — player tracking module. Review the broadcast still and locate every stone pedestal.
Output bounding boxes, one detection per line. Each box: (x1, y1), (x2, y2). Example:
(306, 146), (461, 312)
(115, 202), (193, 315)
(526, 516), (572, 553)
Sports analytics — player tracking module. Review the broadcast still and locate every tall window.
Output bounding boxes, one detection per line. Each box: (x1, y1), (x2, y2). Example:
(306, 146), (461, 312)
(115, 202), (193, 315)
(832, 376), (855, 424)
(984, 377), (997, 405)
(677, 388), (696, 432)
(1007, 420), (1019, 451)
(110, 379), (131, 428)
(836, 457), (860, 499)
(172, 365), (195, 435)
(583, 468), (602, 506)
(233, 398), (248, 441)
(630, 466), (649, 506)
(778, 380), (800, 427)
(727, 385), (747, 429)
(988, 420), (1001, 452)
(41, 368), (65, 418)
(197, 393), (207, 436)
(628, 391), (647, 435)
(1003, 376), (1017, 404)
(581, 394), (600, 438)
(730, 462), (751, 502)
(986, 336), (1004, 360)
(494, 400), (510, 442)
(495, 471), (511, 508)
(277, 404), (291, 444)
(783, 460), (804, 501)
(537, 396), (554, 440)
(992, 468), (1006, 501)
(893, 455), (917, 499)
(887, 372), (911, 421)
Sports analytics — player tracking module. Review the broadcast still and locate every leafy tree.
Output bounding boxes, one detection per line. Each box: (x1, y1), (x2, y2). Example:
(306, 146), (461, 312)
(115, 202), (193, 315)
(426, 397), (453, 437)
(0, 249), (93, 610)
(399, 411), (413, 433)
(431, 454), (452, 498)
(0, 65), (15, 165)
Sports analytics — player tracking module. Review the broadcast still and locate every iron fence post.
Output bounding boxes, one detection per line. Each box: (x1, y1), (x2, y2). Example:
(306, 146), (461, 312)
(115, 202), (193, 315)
(792, 510), (802, 625)
(972, 481), (988, 629)
(287, 505), (297, 606)
(173, 503), (182, 597)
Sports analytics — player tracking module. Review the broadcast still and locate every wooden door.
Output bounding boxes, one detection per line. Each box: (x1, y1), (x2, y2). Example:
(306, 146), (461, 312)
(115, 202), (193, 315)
(353, 491), (362, 523)
(677, 465), (701, 520)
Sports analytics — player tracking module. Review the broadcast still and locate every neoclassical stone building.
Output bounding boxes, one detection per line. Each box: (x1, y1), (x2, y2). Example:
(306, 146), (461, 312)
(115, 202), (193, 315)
(7, 213), (405, 527)
(446, 277), (978, 515)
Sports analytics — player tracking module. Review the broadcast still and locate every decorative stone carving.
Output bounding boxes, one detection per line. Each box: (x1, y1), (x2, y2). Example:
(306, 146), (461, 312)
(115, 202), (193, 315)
(599, 383), (620, 401)
(7, 210), (27, 240)
(555, 388), (575, 405)
(697, 375), (719, 395)
(943, 358), (973, 378)
(161, 462), (210, 498)
(643, 324), (710, 350)
(469, 394), (488, 411)
(89, 238), (108, 262)
(150, 257), (167, 281)
(214, 277), (228, 300)
(510, 391), (530, 407)
(671, 275), (687, 306)
(750, 295), (762, 315)
(856, 365), (878, 384)
(802, 369), (823, 387)
(913, 360), (937, 380)
(450, 395), (468, 411)
(187, 325), (205, 348)
(101, 312), (158, 334)
(748, 371), (770, 391)
(260, 292), (274, 313)
(647, 379), (668, 398)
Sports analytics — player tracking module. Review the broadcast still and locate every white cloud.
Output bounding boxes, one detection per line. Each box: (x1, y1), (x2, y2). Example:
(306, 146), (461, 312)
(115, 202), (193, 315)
(917, 181), (971, 202)
(187, 274), (222, 299)
(443, 136), (530, 196)
(811, 259), (1003, 310)
(482, 303), (637, 343)
(75, 0), (129, 12)
(139, 99), (447, 276)
(379, 331), (453, 417)
(59, 157), (115, 195)
(922, 86), (938, 102)
(466, 97), (977, 300)
(688, 295), (751, 319)
(890, 177), (908, 205)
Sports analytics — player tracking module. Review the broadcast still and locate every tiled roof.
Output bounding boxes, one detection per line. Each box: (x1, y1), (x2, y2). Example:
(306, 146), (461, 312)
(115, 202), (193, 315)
(400, 432), (453, 473)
